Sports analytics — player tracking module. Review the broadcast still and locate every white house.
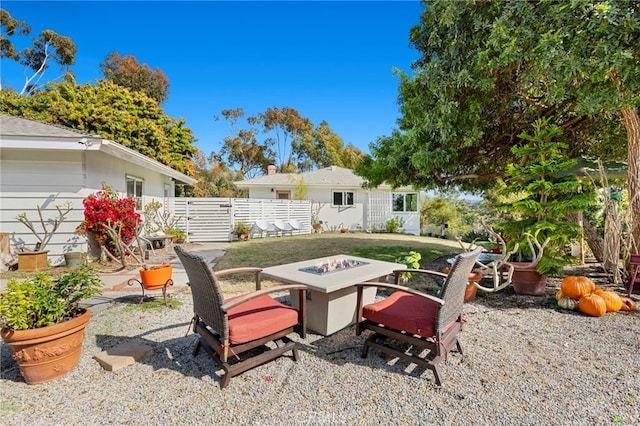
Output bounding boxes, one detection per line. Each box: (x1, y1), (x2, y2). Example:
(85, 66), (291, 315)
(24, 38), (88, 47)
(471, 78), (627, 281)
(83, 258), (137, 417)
(0, 115), (197, 265)
(235, 165), (420, 235)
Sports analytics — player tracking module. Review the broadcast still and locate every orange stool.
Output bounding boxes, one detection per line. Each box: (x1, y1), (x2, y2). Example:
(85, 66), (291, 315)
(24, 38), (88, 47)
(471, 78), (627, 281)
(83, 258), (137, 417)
(628, 254), (640, 296)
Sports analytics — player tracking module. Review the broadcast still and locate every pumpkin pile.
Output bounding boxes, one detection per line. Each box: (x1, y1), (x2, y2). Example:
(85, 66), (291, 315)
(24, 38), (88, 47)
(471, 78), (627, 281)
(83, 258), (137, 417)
(556, 275), (637, 317)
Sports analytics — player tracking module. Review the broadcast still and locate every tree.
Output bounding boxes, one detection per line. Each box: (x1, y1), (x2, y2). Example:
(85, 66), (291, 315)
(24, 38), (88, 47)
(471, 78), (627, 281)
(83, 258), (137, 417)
(100, 52), (169, 104)
(1, 9), (76, 95)
(0, 80), (197, 176)
(217, 108), (272, 178)
(357, 0), (639, 251)
(294, 120), (365, 170)
(254, 106), (313, 171)
(191, 149), (245, 197)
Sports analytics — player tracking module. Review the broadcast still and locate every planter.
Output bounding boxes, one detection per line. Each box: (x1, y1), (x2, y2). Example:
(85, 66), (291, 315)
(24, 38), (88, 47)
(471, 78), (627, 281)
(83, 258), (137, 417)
(17, 250), (49, 272)
(465, 272), (482, 302)
(139, 264), (173, 290)
(1, 308), (91, 384)
(511, 263), (547, 296)
(64, 252), (85, 267)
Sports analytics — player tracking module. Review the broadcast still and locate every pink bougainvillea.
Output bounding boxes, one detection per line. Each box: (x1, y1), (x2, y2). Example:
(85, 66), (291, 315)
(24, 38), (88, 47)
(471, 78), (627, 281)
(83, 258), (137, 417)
(76, 184), (141, 253)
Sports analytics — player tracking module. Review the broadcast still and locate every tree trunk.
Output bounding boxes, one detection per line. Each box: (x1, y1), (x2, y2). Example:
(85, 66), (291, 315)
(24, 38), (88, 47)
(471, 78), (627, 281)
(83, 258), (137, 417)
(567, 213), (604, 262)
(622, 107), (640, 254)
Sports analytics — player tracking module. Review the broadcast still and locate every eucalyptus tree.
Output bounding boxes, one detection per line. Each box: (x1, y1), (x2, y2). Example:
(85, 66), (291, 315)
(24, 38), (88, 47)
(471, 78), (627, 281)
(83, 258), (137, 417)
(0, 8), (76, 95)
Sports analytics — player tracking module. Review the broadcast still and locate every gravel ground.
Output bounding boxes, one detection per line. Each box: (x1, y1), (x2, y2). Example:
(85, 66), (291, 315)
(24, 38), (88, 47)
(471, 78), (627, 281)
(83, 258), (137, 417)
(1, 264), (639, 425)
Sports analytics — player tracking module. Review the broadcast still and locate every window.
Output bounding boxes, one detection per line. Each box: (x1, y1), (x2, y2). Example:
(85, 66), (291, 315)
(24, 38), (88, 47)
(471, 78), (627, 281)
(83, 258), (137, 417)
(126, 175), (143, 210)
(275, 190), (290, 200)
(333, 191), (354, 206)
(392, 193), (417, 212)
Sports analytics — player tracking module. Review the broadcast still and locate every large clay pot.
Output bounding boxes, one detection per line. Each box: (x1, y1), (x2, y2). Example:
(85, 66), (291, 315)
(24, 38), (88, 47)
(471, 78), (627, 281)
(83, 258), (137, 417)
(1, 308), (91, 384)
(139, 264), (173, 290)
(511, 263), (547, 296)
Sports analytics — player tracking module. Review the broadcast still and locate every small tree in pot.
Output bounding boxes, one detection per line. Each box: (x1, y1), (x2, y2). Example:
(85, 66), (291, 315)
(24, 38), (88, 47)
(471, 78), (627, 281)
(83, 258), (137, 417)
(493, 119), (595, 292)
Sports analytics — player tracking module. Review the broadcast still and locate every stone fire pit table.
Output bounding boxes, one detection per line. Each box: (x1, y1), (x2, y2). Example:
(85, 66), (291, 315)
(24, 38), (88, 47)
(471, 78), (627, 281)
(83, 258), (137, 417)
(262, 254), (406, 336)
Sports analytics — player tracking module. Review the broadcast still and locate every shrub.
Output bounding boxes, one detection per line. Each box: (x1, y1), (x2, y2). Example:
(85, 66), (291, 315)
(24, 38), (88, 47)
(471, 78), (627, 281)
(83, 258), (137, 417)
(0, 266), (102, 330)
(76, 184), (141, 254)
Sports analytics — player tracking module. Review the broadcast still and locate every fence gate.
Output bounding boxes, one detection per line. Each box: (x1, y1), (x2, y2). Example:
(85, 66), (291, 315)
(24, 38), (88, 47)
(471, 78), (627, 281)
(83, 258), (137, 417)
(172, 198), (233, 242)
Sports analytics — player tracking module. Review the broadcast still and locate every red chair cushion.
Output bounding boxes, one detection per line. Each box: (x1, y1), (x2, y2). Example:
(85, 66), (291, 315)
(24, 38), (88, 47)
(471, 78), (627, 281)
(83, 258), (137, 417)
(362, 292), (438, 338)
(226, 294), (299, 344)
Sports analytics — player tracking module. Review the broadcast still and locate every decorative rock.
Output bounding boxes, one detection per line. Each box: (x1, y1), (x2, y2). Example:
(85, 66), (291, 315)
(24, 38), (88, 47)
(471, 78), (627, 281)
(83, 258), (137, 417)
(94, 341), (154, 372)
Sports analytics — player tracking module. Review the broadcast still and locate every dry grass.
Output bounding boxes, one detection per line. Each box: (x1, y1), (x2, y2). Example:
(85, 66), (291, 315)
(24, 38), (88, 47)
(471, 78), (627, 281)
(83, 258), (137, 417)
(213, 232), (465, 293)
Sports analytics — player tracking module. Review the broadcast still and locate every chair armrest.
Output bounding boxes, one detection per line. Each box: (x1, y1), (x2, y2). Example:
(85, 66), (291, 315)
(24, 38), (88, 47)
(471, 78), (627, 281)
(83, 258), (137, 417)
(215, 267), (263, 290)
(221, 284), (307, 312)
(214, 267), (263, 277)
(395, 268), (448, 279)
(355, 282), (444, 306)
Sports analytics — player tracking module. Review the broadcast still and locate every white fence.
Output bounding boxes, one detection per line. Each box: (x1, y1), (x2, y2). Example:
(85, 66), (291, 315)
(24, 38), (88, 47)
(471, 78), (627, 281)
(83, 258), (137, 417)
(171, 197), (311, 242)
(1, 196), (312, 264)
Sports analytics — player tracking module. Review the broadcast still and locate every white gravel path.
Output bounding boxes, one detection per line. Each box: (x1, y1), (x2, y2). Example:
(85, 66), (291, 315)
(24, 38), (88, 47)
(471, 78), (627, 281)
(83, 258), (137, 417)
(2, 281), (639, 425)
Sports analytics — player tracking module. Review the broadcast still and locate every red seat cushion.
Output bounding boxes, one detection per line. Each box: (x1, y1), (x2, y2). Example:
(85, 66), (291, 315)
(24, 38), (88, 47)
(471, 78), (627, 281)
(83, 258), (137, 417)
(362, 292), (439, 338)
(226, 294), (299, 344)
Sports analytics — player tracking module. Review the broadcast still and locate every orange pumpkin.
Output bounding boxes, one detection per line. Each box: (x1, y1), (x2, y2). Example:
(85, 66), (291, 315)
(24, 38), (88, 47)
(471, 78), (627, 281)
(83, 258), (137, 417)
(593, 289), (623, 312)
(561, 276), (595, 300)
(619, 297), (637, 312)
(579, 293), (607, 317)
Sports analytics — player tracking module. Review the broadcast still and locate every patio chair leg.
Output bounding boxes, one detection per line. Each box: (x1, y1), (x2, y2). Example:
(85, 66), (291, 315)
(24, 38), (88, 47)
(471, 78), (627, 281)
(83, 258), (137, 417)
(456, 339), (464, 357)
(193, 339), (202, 356)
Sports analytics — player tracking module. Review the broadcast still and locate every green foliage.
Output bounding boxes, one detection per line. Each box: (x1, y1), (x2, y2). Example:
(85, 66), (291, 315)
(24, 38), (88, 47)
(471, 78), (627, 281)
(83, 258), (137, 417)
(0, 80), (197, 177)
(1, 9), (76, 95)
(494, 119), (596, 275)
(100, 52), (169, 103)
(233, 222), (252, 236)
(0, 266), (102, 330)
(356, 0), (632, 192)
(385, 216), (405, 233)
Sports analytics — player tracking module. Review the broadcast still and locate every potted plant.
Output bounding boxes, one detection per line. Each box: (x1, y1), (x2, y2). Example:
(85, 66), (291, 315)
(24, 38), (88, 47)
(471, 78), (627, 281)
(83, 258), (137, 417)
(493, 119), (595, 294)
(388, 250), (422, 283)
(0, 266), (102, 384)
(232, 222), (252, 241)
(14, 202), (74, 271)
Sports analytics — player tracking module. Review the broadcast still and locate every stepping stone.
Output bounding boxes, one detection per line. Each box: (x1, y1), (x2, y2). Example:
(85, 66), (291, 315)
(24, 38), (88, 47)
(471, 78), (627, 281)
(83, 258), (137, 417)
(94, 341), (153, 372)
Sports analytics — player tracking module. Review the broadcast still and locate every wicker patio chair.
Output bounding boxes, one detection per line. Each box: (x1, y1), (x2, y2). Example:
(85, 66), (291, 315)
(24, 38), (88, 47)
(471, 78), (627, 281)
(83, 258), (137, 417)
(174, 246), (307, 388)
(355, 247), (482, 385)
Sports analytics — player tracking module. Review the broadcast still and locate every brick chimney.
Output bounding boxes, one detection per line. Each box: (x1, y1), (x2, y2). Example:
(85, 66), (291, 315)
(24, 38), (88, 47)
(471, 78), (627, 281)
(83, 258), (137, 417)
(267, 165), (277, 175)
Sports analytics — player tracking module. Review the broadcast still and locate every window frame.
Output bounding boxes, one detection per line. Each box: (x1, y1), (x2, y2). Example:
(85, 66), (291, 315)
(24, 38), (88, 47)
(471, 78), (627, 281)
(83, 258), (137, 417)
(392, 192), (418, 212)
(126, 175), (144, 210)
(332, 190), (355, 207)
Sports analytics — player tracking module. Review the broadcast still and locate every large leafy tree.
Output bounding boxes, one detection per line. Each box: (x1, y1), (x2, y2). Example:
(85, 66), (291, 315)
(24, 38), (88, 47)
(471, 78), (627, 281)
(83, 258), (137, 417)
(357, 0), (639, 250)
(0, 8), (76, 95)
(0, 80), (197, 176)
(100, 52), (170, 104)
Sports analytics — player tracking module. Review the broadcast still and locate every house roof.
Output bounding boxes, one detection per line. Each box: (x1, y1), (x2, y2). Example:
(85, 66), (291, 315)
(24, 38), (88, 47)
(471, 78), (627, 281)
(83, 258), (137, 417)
(236, 165), (412, 190)
(0, 115), (197, 184)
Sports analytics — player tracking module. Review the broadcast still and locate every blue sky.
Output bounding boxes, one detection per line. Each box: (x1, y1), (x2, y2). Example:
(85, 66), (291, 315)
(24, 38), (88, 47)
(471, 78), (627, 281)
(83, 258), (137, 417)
(1, 1), (423, 156)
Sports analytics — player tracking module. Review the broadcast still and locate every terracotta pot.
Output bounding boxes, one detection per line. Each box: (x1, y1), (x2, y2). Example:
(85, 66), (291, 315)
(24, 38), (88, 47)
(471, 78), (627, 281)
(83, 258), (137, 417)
(465, 272), (483, 302)
(139, 264), (173, 290)
(511, 263), (547, 296)
(1, 308), (91, 384)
